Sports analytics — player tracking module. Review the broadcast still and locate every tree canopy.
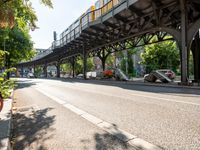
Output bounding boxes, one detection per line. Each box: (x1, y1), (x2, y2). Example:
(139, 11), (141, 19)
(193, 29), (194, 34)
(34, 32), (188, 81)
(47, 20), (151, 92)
(0, 0), (53, 79)
(0, 0), (53, 29)
(141, 38), (180, 73)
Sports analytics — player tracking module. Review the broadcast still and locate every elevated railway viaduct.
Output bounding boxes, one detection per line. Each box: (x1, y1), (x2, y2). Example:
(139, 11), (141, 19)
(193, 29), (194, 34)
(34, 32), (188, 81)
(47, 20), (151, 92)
(18, 0), (200, 84)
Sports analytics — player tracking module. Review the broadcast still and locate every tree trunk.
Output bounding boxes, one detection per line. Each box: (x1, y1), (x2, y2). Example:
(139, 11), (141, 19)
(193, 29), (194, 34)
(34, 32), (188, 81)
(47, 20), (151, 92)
(102, 58), (106, 71)
(72, 58), (75, 78)
(6, 56), (10, 80)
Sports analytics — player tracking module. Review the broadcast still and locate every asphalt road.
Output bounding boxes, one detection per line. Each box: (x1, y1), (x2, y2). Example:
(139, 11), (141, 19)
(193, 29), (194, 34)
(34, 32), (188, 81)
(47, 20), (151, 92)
(13, 78), (200, 150)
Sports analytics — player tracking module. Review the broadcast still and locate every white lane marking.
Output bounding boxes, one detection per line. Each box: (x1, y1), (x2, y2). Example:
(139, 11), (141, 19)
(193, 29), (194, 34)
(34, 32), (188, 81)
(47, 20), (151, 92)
(128, 138), (161, 150)
(81, 113), (103, 125)
(33, 86), (161, 150)
(35, 87), (66, 105)
(129, 93), (200, 106)
(97, 121), (136, 142)
(64, 103), (86, 115)
(40, 83), (200, 106)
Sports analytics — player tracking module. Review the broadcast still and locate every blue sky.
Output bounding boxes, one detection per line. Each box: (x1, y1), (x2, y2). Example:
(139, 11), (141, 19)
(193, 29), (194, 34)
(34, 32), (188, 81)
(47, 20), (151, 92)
(30, 0), (97, 49)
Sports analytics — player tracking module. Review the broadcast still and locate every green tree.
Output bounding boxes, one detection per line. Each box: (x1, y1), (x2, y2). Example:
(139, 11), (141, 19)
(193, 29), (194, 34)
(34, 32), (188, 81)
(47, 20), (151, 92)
(141, 40), (180, 73)
(74, 57), (94, 75)
(2, 27), (34, 64)
(0, 0), (53, 98)
(0, 0), (53, 29)
(116, 48), (137, 76)
(61, 63), (72, 73)
(0, 0), (53, 78)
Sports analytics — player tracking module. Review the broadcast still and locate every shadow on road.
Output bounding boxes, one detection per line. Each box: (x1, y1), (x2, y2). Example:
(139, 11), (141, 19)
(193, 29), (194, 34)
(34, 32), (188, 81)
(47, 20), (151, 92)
(80, 123), (135, 150)
(11, 107), (55, 150)
(54, 78), (200, 97)
(94, 133), (131, 150)
(15, 80), (37, 89)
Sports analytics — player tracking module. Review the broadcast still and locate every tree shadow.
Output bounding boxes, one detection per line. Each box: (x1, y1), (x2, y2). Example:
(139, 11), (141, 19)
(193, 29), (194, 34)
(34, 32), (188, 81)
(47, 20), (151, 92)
(80, 123), (136, 150)
(96, 123), (133, 150)
(11, 107), (55, 150)
(15, 80), (37, 89)
(0, 119), (10, 148)
(94, 133), (132, 150)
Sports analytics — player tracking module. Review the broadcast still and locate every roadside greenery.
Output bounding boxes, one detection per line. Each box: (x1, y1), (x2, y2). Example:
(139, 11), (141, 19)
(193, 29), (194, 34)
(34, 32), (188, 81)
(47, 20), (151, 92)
(141, 39), (180, 73)
(0, 0), (53, 99)
(60, 57), (94, 76)
(0, 50), (16, 98)
(117, 49), (136, 77)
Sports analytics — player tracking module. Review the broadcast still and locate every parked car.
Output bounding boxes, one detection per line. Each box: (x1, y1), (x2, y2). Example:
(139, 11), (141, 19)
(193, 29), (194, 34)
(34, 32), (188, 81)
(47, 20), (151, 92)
(27, 73), (34, 78)
(158, 69), (176, 80)
(76, 74), (83, 79)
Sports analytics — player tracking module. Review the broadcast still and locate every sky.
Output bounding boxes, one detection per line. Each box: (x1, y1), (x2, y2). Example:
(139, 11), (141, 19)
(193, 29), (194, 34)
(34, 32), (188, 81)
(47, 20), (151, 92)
(30, 0), (97, 49)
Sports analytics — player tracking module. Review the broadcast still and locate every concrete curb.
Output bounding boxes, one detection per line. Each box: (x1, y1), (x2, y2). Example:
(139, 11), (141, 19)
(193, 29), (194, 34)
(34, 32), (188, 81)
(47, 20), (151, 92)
(87, 79), (200, 90)
(40, 77), (200, 90)
(34, 77), (200, 90)
(0, 91), (14, 150)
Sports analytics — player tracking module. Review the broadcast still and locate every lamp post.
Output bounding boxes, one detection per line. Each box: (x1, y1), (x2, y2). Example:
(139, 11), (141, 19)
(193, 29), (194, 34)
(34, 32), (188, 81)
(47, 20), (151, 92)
(3, 38), (6, 70)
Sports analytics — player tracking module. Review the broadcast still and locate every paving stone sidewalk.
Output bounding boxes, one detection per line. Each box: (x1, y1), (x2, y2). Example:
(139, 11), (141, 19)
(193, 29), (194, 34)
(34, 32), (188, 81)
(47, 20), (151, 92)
(0, 99), (12, 150)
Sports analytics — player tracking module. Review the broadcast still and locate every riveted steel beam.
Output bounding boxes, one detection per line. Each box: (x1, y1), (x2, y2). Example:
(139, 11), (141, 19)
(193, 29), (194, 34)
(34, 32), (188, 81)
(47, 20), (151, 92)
(179, 0), (188, 83)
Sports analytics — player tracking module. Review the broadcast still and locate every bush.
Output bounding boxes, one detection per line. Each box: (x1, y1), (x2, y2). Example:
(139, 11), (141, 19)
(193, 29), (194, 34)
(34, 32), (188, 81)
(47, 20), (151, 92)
(0, 68), (16, 99)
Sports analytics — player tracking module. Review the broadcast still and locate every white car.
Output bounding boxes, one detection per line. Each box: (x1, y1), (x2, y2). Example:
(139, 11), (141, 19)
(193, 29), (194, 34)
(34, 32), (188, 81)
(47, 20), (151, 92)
(27, 73), (34, 78)
(76, 74), (83, 79)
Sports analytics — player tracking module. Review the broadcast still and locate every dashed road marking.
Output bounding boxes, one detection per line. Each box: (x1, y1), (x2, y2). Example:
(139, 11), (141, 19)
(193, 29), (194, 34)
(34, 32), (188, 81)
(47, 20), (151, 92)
(64, 103), (86, 115)
(35, 87), (66, 105)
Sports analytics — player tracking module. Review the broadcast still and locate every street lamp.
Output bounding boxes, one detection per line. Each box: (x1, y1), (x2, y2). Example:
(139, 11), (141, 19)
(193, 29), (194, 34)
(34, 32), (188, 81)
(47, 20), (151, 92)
(3, 38), (6, 70)
(3, 36), (8, 70)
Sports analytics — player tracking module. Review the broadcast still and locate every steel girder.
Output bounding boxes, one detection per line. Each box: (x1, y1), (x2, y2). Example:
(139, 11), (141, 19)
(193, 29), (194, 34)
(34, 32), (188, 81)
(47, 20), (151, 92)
(88, 31), (174, 57)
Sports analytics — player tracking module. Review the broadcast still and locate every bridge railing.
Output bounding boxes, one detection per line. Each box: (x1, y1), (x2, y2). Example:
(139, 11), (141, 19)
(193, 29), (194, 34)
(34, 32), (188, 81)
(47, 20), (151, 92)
(52, 40), (61, 49)
(49, 0), (123, 52)
(62, 0), (122, 48)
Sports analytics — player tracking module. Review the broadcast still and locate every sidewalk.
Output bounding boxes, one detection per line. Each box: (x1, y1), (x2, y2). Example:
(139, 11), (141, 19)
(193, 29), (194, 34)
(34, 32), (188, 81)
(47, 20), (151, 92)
(0, 98), (12, 150)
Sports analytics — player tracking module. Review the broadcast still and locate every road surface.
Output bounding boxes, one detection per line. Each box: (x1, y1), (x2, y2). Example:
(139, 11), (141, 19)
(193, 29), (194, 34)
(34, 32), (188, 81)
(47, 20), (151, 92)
(12, 78), (200, 150)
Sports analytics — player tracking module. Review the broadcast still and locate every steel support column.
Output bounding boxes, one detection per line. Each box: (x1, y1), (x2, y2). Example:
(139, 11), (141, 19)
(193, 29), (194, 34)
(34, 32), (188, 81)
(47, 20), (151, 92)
(33, 64), (36, 74)
(43, 63), (47, 78)
(83, 46), (87, 80)
(102, 49), (106, 71)
(72, 57), (75, 78)
(180, 0), (188, 83)
(191, 31), (200, 81)
(21, 66), (24, 77)
(56, 63), (60, 78)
